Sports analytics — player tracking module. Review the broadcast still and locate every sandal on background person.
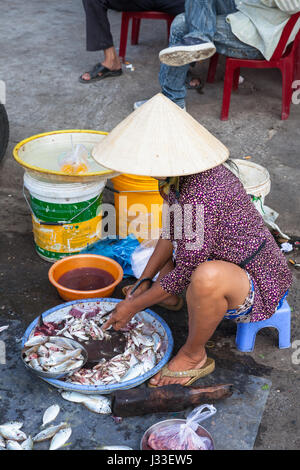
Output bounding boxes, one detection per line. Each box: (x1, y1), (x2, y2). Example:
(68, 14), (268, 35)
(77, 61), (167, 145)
(79, 62), (122, 83)
(185, 70), (204, 92)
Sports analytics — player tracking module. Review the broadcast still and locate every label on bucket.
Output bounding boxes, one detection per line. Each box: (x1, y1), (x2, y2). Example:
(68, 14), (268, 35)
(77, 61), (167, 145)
(32, 215), (101, 258)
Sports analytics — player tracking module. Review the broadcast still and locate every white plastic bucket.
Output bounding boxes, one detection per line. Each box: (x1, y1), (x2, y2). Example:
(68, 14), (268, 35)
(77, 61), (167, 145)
(24, 172), (106, 262)
(230, 159), (271, 198)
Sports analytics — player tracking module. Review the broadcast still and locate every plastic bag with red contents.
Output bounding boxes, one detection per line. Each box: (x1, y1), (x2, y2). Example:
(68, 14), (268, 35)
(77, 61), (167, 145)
(147, 405), (216, 450)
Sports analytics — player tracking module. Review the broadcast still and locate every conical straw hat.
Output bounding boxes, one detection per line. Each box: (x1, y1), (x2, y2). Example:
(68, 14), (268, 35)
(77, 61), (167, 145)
(92, 93), (229, 177)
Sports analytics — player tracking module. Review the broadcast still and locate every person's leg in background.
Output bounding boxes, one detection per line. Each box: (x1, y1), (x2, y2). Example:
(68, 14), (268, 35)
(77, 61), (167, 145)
(159, 14), (190, 108)
(81, 0), (179, 82)
(80, 0), (124, 82)
(159, 0), (237, 66)
(80, 0), (186, 82)
(158, 0), (262, 107)
(213, 14), (264, 59)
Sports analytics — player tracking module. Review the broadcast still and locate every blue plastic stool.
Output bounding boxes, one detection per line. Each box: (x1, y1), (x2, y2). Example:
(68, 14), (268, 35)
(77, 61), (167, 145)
(235, 299), (291, 352)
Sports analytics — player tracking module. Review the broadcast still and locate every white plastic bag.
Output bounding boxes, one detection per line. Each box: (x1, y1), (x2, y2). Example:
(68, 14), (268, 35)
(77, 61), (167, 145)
(147, 404), (216, 450)
(131, 239), (159, 281)
(59, 144), (89, 174)
(252, 198), (290, 240)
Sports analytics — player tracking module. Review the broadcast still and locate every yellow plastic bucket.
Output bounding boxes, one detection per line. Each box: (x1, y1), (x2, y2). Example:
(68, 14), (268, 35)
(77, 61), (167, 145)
(111, 174), (163, 241)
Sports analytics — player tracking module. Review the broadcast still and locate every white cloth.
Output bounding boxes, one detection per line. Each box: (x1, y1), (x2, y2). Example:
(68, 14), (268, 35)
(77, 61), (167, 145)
(227, 0), (300, 60)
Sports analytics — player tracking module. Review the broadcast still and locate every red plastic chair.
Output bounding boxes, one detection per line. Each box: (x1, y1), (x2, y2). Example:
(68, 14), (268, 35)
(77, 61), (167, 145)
(119, 11), (175, 62)
(206, 12), (300, 120)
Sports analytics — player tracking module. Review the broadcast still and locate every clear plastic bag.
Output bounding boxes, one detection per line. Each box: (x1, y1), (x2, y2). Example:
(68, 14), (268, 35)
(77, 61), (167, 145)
(59, 144), (89, 174)
(147, 404), (216, 450)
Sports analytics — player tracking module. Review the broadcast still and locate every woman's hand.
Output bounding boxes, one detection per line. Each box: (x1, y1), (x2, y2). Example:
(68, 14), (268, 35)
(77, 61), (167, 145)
(102, 300), (135, 331)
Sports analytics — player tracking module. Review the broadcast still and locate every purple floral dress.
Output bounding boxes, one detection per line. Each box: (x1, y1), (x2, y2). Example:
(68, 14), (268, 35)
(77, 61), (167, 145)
(159, 165), (292, 322)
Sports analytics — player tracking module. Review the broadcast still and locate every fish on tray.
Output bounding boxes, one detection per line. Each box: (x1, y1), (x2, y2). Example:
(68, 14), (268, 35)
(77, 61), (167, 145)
(22, 337), (85, 375)
(25, 306), (166, 386)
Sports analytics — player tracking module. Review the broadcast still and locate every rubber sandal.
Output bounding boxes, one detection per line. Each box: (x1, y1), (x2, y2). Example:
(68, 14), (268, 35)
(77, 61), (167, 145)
(79, 63), (122, 83)
(148, 358), (215, 388)
(122, 285), (184, 311)
(185, 70), (203, 91)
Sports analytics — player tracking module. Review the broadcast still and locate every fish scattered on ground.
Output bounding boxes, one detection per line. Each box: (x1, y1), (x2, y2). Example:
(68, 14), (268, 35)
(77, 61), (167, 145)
(49, 427), (72, 450)
(0, 413), (70, 451)
(21, 436), (34, 450)
(32, 422), (68, 442)
(42, 404), (60, 427)
(6, 440), (24, 450)
(61, 391), (111, 415)
(0, 422), (27, 441)
(0, 325), (9, 333)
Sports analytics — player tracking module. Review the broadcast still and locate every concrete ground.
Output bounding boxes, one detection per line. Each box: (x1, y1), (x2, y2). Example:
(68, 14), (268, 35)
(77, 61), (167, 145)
(0, 0), (300, 450)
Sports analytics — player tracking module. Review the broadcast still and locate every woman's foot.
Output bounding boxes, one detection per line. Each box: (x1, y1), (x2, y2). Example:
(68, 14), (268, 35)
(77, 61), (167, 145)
(149, 347), (207, 387)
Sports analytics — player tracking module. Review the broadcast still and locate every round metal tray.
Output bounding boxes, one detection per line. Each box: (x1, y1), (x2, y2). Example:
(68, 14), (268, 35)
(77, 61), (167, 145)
(21, 336), (88, 379)
(22, 298), (174, 394)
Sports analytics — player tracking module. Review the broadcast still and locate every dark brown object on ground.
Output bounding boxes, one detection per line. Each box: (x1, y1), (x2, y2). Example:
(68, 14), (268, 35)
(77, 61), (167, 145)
(112, 383), (233, 417)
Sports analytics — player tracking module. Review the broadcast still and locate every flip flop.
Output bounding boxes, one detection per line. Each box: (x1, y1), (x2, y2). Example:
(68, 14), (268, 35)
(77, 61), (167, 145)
(185, 70), (204, 91)
(148, 358), (215, 388)
(79, 63), (122, 84)
(122, 285), (184, 311)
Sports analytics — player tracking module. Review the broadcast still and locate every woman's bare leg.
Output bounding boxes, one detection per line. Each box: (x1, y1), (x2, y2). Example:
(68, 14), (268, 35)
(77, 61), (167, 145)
(150, 260), (251, 386)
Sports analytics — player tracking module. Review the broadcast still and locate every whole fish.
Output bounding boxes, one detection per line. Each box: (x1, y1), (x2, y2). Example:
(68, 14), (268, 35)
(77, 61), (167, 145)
(6, 440), (24, 450)
(42, 404), (60, 427)
(119, 362), (145, 382)
(29, 358), (43, 371)
(33, 422), (68, 442)
(82, 396), (111, 415)
(60, 391), (87, 403)
(0, 325), (9, 333)
(61, 391), (111, 414)
(24, 335), (48, 347)
(47, 337), (75, 350)
(0, 423), (26, 441)
(46, 359), (82, 374)
(40, 349), (83, 368)
(21, 436), (34, 450)
(49, 427), (72, 450)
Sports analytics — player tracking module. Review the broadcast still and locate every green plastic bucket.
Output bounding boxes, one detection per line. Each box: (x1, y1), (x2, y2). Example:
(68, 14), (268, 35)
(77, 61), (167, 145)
(24, 173), (105, 262)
